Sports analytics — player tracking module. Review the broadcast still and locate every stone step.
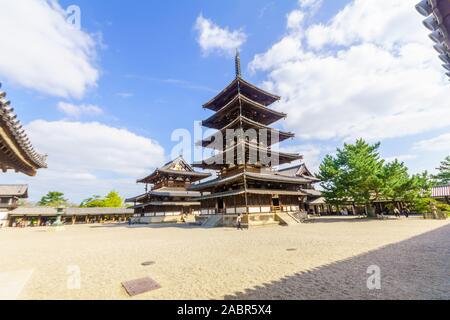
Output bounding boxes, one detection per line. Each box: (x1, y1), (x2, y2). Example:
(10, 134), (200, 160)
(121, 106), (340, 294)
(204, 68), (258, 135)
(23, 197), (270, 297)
(275, 212), (301, 226)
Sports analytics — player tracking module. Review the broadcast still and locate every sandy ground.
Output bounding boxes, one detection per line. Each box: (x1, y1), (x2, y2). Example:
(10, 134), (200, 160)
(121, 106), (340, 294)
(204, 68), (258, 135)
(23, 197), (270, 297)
(0, 216), (449, 300)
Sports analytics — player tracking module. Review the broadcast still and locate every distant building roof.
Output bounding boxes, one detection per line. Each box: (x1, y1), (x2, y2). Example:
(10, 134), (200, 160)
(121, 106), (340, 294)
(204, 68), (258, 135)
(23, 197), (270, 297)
(278, 163), (321, 182)
(432, 185), (450, 198)
(9, 207), (57, 216)
(9, 207), (134, 216)
(66, 207), (134, 215)
(0, 184), (28, 197)
(126, 188), (202, 203)
(137, 156), (211, 184)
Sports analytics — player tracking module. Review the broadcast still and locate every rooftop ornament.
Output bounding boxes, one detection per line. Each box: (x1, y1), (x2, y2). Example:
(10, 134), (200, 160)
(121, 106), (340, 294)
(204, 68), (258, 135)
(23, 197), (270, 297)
(416, 0), (450, 80)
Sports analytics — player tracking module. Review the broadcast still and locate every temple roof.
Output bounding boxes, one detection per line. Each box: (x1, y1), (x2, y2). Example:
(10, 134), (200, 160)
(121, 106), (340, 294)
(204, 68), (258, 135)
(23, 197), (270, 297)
(192, 141), (303, 170)
(198, 115), (295, 149)
(432, 185), (450, 198)
(203, 77), (280, 112)
(189, 171), (311, 191)
(202, 94), (286, 130)
(0, 184), (28, 197)
(195, 188), (307, 200)
(130, 201), (201, 209)
(137, 156), (211, 184)
(1, 84), (47, 176)
(126, 187), (203, 203)
(278, 163), (321, 182)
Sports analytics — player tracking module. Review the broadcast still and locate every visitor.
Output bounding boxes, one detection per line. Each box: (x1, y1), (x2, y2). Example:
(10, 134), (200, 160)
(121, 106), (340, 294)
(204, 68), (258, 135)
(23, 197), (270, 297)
(236, 213), (243, 230)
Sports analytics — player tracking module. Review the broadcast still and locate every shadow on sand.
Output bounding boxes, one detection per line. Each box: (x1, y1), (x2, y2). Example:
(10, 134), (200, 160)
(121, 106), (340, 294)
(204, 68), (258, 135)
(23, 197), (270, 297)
(88, 223), (203, 230)
(224, 224), (450, 300)
(310, 215), (424, 224)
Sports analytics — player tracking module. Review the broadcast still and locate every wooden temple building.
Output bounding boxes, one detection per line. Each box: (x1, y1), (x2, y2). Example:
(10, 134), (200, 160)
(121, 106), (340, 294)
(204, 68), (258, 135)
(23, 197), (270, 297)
(188, 52), (322, 227)
(126, 157), (211, 223)
(0, 83), (47, 176)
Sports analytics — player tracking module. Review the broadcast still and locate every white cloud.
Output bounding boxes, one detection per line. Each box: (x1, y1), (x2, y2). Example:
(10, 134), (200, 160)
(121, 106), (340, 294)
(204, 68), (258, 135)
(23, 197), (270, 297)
(3, 120), (166, 202)
(280, 144), (322, 173)
(0, 0), (99, 98)
(299, 0), (323, 13)
(414, 133), (450, 152)
(57, 102), (103, 118)
(287, 10), (305, 33)
(305, 0), (423, 50)
(384, 154), (418, 163)
(249, 0), (450, 142)
(195, 14), (247, 56)
(116, 92), (134, 98)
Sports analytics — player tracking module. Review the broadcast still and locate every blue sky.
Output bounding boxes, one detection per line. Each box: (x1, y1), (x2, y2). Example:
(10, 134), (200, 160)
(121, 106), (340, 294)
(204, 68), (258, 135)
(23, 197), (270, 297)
(1, 0), (449, 203)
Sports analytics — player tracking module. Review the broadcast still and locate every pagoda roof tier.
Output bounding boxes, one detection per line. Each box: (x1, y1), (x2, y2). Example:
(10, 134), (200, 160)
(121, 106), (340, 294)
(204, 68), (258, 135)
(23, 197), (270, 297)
(1, 84), (47, 176)
(198, 115), (295, 149)
(192, 141), (302, 170)
(130, 201), (201, 209)
(126, 187), (203, 203)
(203, 76), (280, 111)
(189, 171), (311, 192)
(137, 156), (211, 184)
(195, 188), (307, 201)
(202, 94), (286, 130)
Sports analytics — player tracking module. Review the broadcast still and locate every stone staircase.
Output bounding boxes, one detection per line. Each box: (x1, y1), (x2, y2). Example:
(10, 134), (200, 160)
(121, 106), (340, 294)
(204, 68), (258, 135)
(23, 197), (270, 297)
(275, 212), (301, 226)
(202, 215), (223, 228)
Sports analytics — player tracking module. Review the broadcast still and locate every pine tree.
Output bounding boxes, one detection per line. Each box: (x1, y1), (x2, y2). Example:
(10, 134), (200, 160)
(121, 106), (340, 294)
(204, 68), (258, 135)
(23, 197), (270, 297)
(433, 156), (450, 185)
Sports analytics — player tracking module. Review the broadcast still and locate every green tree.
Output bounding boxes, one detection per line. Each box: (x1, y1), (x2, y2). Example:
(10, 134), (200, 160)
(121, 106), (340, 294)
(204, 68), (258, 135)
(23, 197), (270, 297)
(80, 195), (104, 208)
(319, 139), (384, 215)
(433, 156), (450, 185)
(38, 191), (68, 207)
(103, 191), (123, 207)
(80, 191), (123, 208)
(319, 139), (431, 216)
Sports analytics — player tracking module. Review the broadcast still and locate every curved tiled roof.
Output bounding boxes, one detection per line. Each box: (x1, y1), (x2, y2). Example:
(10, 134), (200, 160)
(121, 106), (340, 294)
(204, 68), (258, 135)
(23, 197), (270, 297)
(416, 0), (450, 79)
(432, 185), (450, 198)
(0, 184), (28, 197)
(0, 83), (47, 176)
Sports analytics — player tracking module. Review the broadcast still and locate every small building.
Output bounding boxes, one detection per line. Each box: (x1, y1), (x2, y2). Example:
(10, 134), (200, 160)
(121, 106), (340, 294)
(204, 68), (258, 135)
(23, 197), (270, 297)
(7, 207), (134, 227)
(432, 185), (450, 204)
(126, 157), (211, 224)
(0, 184), (28, 227)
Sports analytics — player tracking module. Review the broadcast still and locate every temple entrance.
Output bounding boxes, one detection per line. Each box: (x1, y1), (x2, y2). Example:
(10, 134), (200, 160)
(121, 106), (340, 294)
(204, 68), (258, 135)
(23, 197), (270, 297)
(272, 196), (281, 212)
(217, 199), (224, 214)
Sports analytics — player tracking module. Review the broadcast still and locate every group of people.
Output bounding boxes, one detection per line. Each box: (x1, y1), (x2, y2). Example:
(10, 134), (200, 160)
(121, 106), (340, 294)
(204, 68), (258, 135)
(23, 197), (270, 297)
(393, 207), (410, 218)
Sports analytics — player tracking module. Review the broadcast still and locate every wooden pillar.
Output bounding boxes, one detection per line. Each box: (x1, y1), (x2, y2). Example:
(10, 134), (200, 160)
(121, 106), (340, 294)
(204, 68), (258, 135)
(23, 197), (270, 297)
(37, 216), (41, 227)
(72, 216), (76, 225)
(85, 215), (89, 224)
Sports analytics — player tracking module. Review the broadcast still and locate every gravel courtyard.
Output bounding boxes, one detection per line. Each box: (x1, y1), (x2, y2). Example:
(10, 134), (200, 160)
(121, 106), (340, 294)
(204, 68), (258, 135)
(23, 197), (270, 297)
(1, 216), (449, 300)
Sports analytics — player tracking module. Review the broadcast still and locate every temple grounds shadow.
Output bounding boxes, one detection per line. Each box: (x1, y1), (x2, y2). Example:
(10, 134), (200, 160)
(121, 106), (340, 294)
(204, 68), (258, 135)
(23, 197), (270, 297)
(224, 224), (450, 300)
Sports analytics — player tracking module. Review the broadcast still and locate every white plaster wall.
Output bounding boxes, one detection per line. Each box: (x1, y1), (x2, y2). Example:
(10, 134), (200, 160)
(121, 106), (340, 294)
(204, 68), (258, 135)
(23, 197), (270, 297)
(249, 207), (261, 214)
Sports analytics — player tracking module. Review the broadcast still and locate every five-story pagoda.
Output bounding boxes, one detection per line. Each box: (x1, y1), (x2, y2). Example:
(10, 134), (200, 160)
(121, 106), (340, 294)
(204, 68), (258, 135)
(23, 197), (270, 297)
(190, 52), (314, 227)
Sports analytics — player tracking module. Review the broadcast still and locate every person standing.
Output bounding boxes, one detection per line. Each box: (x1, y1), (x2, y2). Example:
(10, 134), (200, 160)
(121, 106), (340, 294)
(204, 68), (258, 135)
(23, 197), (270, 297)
(236, 213), (243, 230)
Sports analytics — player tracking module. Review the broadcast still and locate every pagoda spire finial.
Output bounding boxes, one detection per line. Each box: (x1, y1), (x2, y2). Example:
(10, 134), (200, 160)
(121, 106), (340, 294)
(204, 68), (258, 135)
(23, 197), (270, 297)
(235, 49), (241, 78)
